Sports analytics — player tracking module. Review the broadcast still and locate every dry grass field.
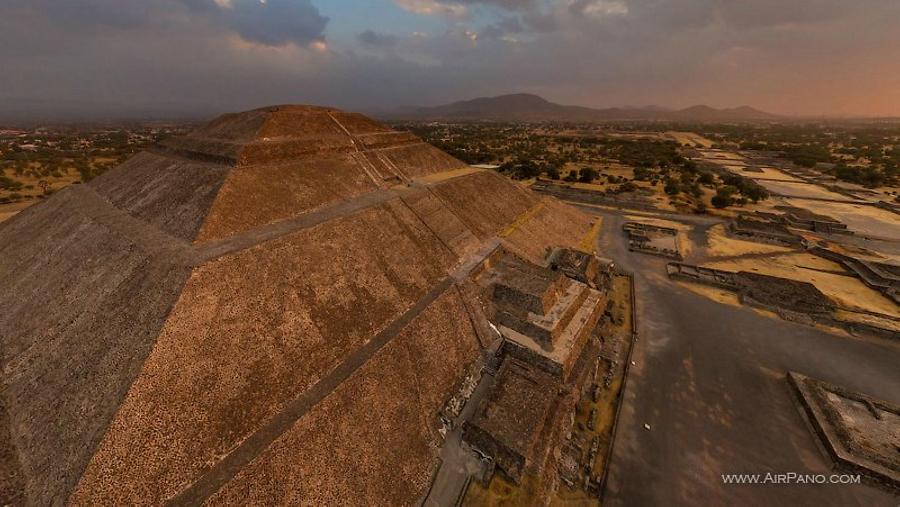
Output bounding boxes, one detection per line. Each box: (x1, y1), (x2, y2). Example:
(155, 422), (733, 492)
(666, 131), (715, 148)
(736, 166), (804, 182)
(705, 224), (794, 257)
(704, 253), (900, 317)
(757, 180), (853, 200)
(785, 199), (900, 241)
(0, 201), (32, 223)
(675, 281), (743, 308)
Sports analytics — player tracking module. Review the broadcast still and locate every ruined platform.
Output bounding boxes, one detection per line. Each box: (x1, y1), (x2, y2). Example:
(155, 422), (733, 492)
(728, 214), (804, 247)
(478, 250), (607, 379)
(666, 261), (842, 327)
(457, 247), (610, 494)
(623, 222), (682, 260)
(812, 247), (900, 305)
(462, 359), (559, 483)
(772, 205), (852, 235)
(789, 372), (900, 492)
(547, 247), (614, 290)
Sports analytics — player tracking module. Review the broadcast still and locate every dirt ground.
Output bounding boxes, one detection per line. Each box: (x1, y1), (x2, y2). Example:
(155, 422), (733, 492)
(737, 167), (804, 182)
(704, 224), (794, 257)
(834, 310), (900, 333)
(784, 199), (900, 241)
(0, 166), (83, 222)
(675, 281), (743, 308)
(666, 132), (714, 148)
(704, 253), (900, 317)
(623, 215), (690, 231)
(0, 201), (33, 223)
(698, 150), (745, 162)
(757, 180), (854, 201)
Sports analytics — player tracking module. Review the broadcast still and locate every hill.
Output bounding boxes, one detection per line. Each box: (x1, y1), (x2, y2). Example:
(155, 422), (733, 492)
(384, 93), (780, 122)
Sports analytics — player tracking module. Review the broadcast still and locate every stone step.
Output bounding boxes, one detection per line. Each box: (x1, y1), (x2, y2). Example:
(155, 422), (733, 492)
(527, 282), (590, 341)
(553, 288), (605, 376)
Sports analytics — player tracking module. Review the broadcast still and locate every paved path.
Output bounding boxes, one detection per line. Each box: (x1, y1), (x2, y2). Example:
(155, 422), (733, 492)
(587, 209), (900, 506)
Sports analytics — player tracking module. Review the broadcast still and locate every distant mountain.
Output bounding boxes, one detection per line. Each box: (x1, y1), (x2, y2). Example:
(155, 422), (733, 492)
(382, 93), (781, 122)
(669, 104), (779, 121)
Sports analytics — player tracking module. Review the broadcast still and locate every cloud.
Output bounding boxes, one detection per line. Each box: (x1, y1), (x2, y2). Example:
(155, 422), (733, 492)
(357, 30), (400, 48)
(571, 0), (628, 18)
(4, 0), (328, 47)
(210, 0), (328, 46)
(394, 0), (541, 18)
(394, 0), (468, 18)
(1, 0), (899, 118)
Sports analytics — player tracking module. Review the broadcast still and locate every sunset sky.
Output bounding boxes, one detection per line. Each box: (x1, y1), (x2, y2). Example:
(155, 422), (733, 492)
(1, 0), (898, 118)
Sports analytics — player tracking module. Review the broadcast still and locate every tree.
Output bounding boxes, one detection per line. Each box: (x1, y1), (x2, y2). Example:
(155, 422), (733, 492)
(578, 167), (599, 183)
(712, 186), (736, 208)
(633, 167), (651, 181)
(664, 179), (680, 196)
(711, 194), (733, 208)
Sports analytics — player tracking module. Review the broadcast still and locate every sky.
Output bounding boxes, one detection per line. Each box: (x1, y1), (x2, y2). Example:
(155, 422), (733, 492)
(1, 0), (899, 119)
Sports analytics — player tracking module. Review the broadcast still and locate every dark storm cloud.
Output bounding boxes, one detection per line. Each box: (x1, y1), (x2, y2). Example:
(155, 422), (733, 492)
(357, 30), (400, 48)
(191, 0), (329, 46)
(3, 0), (328, 47)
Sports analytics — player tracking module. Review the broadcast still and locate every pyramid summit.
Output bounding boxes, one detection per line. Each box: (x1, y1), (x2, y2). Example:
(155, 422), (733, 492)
(0, 105), (605, 505)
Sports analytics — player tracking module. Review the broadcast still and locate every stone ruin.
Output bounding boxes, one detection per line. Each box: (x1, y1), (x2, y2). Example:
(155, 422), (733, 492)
(462, 358), (559, 483)
(729, 208), (851, 248)
(789, 372), (900, 492)
(547, 247), (614, 291)
(461, 247), (611, 490)
(728, 214), (804, 247)
(811, 247), (900, 305)
(738, 271), (835, 316)
(623, 222), (682, 260)
(666, 262), (835, 317)
(0, 105), (603, 506)
(772, 206), (852, 235)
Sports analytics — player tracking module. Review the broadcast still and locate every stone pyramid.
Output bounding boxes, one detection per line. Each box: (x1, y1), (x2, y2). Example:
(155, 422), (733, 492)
(0, 105), (596, 505)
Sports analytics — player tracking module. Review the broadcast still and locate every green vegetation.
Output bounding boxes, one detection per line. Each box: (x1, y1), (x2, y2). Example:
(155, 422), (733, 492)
(0, 124), (189, 205)
(403, 121), (782, 212)
(692, 122), (900, 187)
(0, 175), (23, 191)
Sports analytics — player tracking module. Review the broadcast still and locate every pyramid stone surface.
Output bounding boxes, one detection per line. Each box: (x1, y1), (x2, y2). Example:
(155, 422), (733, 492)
(0, 105), (596, 505)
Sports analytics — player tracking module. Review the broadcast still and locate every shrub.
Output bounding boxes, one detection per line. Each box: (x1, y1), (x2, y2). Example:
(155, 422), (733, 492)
(578, 167), (599, 183)
(711, 194), (732, 208)
(664, 179), (680, 195)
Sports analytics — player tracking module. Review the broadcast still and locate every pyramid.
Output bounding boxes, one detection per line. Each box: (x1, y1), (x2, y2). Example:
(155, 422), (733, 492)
(0, 105), (597, 505)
